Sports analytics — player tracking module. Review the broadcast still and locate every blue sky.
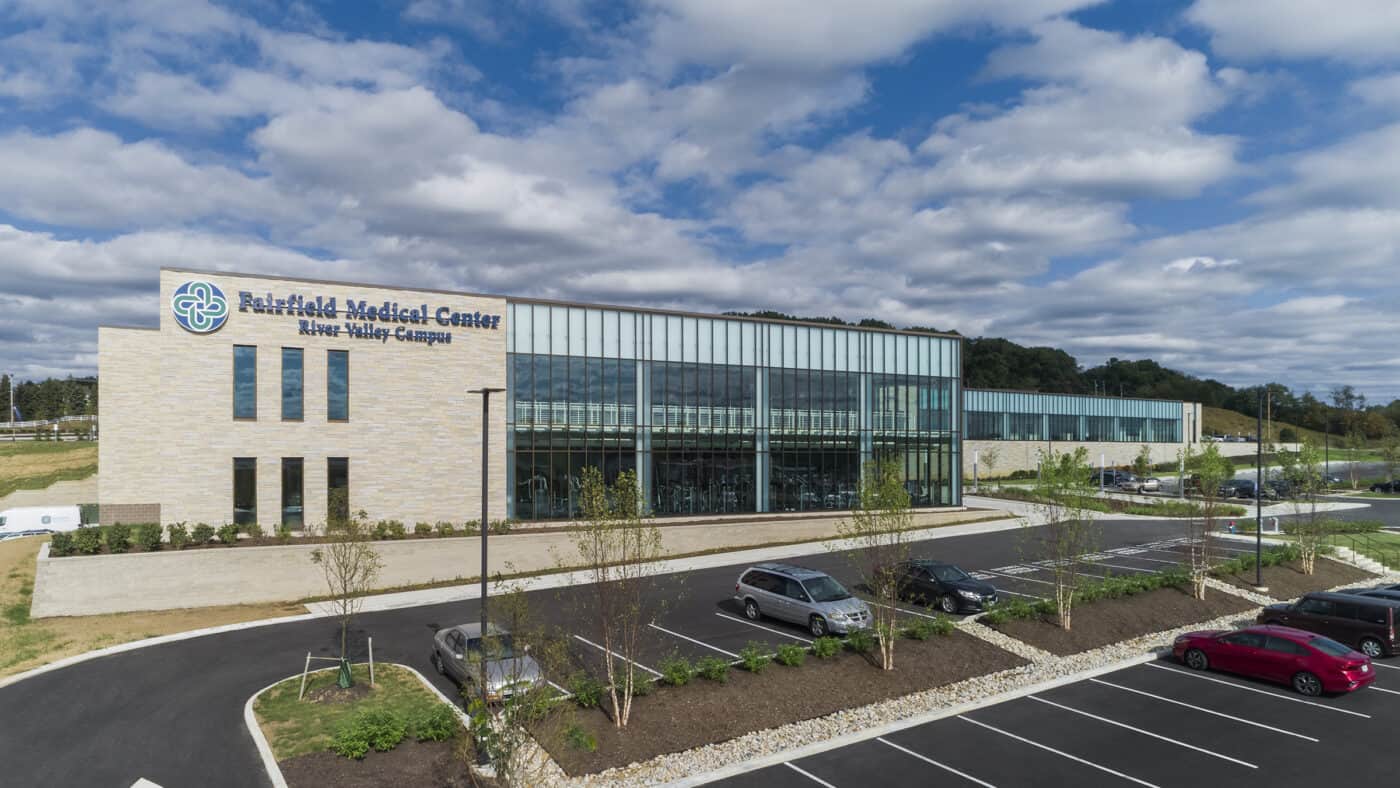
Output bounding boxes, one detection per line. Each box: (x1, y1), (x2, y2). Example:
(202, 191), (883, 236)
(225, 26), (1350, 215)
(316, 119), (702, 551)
(2, 0), (1399, 401)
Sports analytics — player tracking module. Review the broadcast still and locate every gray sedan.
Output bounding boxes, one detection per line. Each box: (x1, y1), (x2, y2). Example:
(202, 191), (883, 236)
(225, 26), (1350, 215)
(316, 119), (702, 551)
(431, 622), (544, 702)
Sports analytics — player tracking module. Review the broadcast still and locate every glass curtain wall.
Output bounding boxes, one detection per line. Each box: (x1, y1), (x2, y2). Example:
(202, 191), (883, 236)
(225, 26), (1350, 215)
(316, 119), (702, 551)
(964, 390), (1184, 443)
(507, 302), (961, 520)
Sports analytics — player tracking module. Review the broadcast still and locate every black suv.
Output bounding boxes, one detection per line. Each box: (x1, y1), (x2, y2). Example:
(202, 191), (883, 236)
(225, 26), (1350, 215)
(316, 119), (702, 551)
(889, 559), (998, 613)
(1258, 591), (1399, 658)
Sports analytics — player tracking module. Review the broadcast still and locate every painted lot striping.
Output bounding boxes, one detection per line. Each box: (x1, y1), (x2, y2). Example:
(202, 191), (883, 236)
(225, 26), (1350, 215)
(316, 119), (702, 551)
(957, 715), (1161, 788)
(1144, 663), (1372, 718)
(1027, 695), (1257, 768)
(714, 612), (813, 643)
(572, 634), (663, 678)
(875, 737), (998, 788)
(648, 622), (741, 659)
(1088, 678), (1320, 741)
(783, 762), (837, 788)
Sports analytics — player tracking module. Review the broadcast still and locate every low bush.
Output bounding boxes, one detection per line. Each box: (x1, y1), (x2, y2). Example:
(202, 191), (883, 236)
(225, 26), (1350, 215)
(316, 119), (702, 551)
(216, 523), (240, 545)
(774, 643), (806, 667)
(658, 654), (694, 686)
(489, 519), (513, 535)
(106, 523), (131, 554)
(463, 519), (481, 535)
(386, 520), (407, 539)
(434, 521), (456, 537)
(695, 655), (730, 683)
(49, 531), (74, 557)
(629, 678), (654, 697)
(409, 704), (459, 742)
(373, 520), (391, 540)
(1211, 544), (1303, 577)
(331, 708), (406, 759)
(191, 523), (215, 545)
(565, 723), (598, 752)
(134, 522), (163, 552)
(738, 642), (771, 673)
(241, 522), (264, 540)
(568, 673), (603, 708)
(414, 522), (432, 537)
(73, 527), (102, 555)
(275, 525), (292, 544)
(811, 636), (843, 659)
(844, 628), (876, 654)
(902, 616), (952, 640)
(166, 523), (189, 550)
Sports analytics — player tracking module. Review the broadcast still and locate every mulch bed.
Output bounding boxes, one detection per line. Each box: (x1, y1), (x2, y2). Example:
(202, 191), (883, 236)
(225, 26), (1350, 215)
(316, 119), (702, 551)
(537, 630), (1027, 776)
(279, 738), (475, 788)
(990, 587), (1255, 656)
(1217, 557), (1377, 599)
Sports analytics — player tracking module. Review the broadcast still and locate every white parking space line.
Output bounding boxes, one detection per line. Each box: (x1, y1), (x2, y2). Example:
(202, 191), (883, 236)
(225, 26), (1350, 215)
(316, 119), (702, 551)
(865, 600), (942, 620)
(989, 564), (1043, 575)
(648, 622), (741, 659)
(1145, 663), (1372, 718)
(1090, 679), (1318, 741)
(714, 612), (814, 644)
(546, 680), (573, 699)
(1028, 696), (1257, 769)
(876, 737), (998, 787)
(982, 569), (1057, 586)
(572, 634), (663, 678)
(784, 762), (838, 788)
(957, 715), (1161, 788)
(1371, 662), (1400, 671)
(1096, 552), (1182, 565)
(993, 587), (1045, 600)
(1367, 685), (1400, 696)
(1083, 560), (1162, 574)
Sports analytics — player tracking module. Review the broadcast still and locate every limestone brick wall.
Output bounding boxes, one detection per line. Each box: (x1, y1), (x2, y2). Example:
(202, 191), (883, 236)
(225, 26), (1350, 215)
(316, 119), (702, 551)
(97, 328), (162, 522)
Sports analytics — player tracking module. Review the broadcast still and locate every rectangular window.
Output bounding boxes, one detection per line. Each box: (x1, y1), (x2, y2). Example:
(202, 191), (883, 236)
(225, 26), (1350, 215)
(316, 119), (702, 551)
(282, 458), (304, 530)
(233, 458), (256, 525)
(327, 457), (348, 526)
(233, 345), (257, 419)
(282, 347), (304, 420)
(327, 350), (349, 421)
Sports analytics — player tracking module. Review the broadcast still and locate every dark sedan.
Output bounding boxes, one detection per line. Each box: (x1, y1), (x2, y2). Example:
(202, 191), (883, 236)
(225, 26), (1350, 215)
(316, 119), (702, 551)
(1173, 625), (1374, 696)
(1369, 480), (1400, 494)
(890, 559), (998, 613)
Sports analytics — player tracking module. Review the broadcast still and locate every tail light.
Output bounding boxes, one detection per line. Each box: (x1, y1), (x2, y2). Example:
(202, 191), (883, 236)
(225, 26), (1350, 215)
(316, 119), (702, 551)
(1390, 610), (1395, 644)
(735, 583), (740, 594)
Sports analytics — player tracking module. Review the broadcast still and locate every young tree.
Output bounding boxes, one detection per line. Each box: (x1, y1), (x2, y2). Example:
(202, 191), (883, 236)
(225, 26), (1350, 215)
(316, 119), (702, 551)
(1132, 444), (1152, 479)
(836, 457), (913, 671)
(1279, 440), (1326, 575)
(1183, 443), (1233, 599)
(573, 467), (662, 729)
(310, 497), (383, 685)
(1344, 427), (1366, 489)
(1382, 434), (1400, 484)
(1027, 447), (1097, 630)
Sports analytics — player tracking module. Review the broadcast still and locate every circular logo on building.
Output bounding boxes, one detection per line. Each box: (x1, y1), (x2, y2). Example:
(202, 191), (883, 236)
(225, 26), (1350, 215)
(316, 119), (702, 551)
(171, 280), (229, 333)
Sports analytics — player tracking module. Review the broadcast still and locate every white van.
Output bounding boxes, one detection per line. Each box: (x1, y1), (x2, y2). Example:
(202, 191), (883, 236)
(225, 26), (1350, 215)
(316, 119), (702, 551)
(0, 506), (83, 540)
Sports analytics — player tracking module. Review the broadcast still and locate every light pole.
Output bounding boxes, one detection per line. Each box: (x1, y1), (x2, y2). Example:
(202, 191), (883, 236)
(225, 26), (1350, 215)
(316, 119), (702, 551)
(468, 386), (505, 709)
(1255, 389), (1266, 591)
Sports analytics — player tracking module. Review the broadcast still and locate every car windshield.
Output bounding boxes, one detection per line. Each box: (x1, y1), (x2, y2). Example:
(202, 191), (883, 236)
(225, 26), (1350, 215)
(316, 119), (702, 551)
(1306, 636), (1353, 658)
(467, 635), (516, 660)
(802, 576), (852, 602)
(929, 564), (970, 583)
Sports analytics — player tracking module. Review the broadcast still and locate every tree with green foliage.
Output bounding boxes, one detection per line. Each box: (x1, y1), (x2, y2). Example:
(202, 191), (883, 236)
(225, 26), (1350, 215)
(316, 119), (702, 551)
(1278, 440), (1326, 575)
(1184, 443), (1233, 599)
(835, 457), (913, 671)
(1026, 447), (1097, 630)
(310, 505), (383, 683)
(573, 467), (662, 729)
(1132, 444), (1152, 478)
(1382, 434), (1400, 484)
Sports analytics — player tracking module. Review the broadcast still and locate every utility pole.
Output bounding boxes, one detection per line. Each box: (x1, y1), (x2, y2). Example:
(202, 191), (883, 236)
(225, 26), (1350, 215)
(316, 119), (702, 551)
(7, 373), (14, 443)
(467, 386), (505, 709)
(1255, 389), (1266, 591)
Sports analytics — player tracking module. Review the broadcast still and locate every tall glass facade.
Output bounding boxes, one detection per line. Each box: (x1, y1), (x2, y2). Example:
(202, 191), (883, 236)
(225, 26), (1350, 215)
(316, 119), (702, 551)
(506, 301), (961, 520)
(963, 389), (1183, 443)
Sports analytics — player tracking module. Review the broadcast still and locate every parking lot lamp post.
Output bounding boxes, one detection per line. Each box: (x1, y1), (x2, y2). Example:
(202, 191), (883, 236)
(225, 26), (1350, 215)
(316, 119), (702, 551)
(1255, 390), (1265, 591)
(468, 386), (505, 709)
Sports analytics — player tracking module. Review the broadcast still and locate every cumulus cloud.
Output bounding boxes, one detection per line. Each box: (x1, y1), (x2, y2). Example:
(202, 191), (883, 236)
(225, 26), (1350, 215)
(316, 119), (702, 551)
(1187, 0), (1400, 63)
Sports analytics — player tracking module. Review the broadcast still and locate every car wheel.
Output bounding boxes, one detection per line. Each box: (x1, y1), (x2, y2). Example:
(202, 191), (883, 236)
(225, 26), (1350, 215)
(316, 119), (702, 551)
(432, 652), (445, 675)
(939, 594), (959, 614)
(1360, 637), (1384, 658)
(744, 598), (760, 621)
(1292, 671), (1323, 697)
(809, 615), (828, 637)
(1184, 648), (1209, 671)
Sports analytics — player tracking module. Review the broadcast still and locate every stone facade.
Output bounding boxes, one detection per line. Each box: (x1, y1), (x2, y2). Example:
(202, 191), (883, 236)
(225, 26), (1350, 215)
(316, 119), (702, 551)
(98, 268), (508, 528)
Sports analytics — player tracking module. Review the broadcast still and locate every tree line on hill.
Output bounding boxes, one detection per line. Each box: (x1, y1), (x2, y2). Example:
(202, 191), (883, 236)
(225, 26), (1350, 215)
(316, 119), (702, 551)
(0, 374), (97, 423)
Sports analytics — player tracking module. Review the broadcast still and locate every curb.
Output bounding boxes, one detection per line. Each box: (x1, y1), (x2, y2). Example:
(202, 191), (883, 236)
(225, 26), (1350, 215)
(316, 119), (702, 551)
(664, 650), (1162, 788)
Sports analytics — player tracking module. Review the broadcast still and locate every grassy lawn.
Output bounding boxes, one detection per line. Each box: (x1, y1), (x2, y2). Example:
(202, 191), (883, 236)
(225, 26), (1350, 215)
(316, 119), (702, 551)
(1203, 406), (1327, 444)
(254, 663), (455, 760)
(0, 535), (305, 678)
(0, 441), (97, 499)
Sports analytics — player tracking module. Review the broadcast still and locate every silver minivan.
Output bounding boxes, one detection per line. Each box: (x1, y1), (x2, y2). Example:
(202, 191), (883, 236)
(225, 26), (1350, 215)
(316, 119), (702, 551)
(734, 563), (872, 637)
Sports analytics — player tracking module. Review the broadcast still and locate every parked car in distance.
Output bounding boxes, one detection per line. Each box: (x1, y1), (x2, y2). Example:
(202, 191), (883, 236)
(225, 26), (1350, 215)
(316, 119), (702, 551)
(1345, 588), (1400, 604)
(1174, 624), (1374, 696)
(0, 505), (82, 540)
(1257, 591), (1399, 658)
(1120, 476), (1160, 493)
(1369, 480), (1400, 494)
(887, 559), (998, 613)
(735, 563), (871, 637)
(1090, 469), (1133, 488)
(431, 622), (544, 702)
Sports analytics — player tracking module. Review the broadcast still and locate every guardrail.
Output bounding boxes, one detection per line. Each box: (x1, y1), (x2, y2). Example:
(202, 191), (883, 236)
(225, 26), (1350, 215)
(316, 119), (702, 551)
(1, 414), (96, 429)
(1326, 531), (1399, 572)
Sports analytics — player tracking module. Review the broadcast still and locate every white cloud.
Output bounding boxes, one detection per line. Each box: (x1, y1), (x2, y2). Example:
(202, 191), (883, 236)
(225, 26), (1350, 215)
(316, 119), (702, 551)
(1187, 0), (1400, 63)
(1252, 123), (1400, 207)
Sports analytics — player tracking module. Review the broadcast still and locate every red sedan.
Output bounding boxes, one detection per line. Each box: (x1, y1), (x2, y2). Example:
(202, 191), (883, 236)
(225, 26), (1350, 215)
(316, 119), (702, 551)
(1172, 624), (1375, 696)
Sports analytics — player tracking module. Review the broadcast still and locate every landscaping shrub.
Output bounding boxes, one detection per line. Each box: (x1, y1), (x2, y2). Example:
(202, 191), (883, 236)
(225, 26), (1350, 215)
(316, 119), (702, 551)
(275, 525), (292, 544)
(216, 523), (240, 545)
(241, 522), (264, 539)
(73, 527), (102, 555)
(331, 709), (407, 759)
(738, 642), (771, 673)
(629, 678), (653, 697)
(810, 636), (842, 659)
(774, 643), (806, 667)
(568, 673), (603, 708)
(434, 521), (456, 537)
(844, 628), (876, 654)
(191, 523), (215, 545)
(565, 723), (597, 752)
(414, 521), (432, 537)
(134, 522), (162, 552)
(166, 523), (189, 550)
(409, 704), (458, 742)
(105, 523), (131, 554)
(658, 654), (694, 686)
(463, 519), (480, 535)
(694, 655), (730, 683)
(902, 616), (952, 640)
(386, 520), (407, 539)
(489, 518), (513, 535)
(373, 520), (391, 540)
(48, 531), (74, 557)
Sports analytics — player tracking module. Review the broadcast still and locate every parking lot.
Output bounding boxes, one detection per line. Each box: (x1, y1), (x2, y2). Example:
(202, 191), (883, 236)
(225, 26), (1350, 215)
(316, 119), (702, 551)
(709, 655), (1400, 788)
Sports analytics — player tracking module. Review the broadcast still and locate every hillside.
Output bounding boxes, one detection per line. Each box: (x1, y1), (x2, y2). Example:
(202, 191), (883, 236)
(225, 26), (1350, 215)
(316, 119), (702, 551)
(1202, 407), (1329, 445)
